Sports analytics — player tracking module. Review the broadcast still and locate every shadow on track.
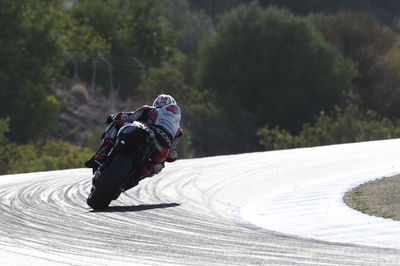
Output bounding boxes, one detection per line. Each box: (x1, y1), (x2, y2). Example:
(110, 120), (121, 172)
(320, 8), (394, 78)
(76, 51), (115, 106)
(89, 203), (180, 213)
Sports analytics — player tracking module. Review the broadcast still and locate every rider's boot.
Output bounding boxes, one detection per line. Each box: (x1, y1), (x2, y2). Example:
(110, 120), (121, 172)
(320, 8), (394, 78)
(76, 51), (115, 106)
(137, 163), (164, 179)
(84, 138), (114, 168)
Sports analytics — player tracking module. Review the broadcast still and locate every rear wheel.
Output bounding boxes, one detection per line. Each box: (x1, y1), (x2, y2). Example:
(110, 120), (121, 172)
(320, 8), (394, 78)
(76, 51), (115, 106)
(87, 154), (133, 210)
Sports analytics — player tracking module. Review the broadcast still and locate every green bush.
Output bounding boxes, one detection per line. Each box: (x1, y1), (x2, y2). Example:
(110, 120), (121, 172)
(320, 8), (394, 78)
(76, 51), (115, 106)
(143, 66), (218, 157)
(0, 0), (109, 142)
(310, 11), (400, 118)
(70, 0), (176, 66)
(1, 140), (93, 175)
(197, 3), (357, 154)
(258, 92), (400, 150)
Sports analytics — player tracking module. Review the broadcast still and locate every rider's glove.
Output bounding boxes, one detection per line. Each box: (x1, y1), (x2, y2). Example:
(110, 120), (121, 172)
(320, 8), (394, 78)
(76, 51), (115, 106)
(105, 112), (122, 124)
(105, 115), (113, 124)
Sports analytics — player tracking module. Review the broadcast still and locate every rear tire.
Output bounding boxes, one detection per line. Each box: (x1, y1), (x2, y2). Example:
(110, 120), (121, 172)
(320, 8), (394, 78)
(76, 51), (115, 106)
(87, 154), (133, 210)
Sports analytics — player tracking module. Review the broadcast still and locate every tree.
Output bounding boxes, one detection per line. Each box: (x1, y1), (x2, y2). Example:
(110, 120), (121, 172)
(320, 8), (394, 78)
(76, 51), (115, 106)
(71, 0), (175, 65)
(0, 119), (9, 172)
(3, 140), (93, 174)
(164, 0), (214, 57)
(144, 66), (220, 157)
(187, 0), (244, 26)
(198, 3), (356, 154)
(257, 92), (400, 151)
(310, 11), (400, 118)
(70, 0), (176, 96)
(0, 0), (60, 141)
(0, 0), (108, 142)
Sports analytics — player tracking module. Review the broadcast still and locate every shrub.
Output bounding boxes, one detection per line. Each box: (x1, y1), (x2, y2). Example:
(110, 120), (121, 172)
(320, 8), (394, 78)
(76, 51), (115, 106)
(198, 3), (357, 154)
(258, 92), (400, 150)
(2, 140), (93, 175)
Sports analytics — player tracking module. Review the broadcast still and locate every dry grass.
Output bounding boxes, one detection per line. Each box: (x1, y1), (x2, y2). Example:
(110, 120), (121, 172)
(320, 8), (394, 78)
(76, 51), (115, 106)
(343, 175), (400, 221)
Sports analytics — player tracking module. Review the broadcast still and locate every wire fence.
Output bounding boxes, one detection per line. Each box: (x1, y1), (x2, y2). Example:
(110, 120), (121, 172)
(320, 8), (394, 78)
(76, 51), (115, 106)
(64, 52), (148, 96)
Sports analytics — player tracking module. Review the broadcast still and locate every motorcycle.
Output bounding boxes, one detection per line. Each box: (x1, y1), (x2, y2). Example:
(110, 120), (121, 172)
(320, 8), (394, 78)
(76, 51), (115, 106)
(87, 121), (158, 210)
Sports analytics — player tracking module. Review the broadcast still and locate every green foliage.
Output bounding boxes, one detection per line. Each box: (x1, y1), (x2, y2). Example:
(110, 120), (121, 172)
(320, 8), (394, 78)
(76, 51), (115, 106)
(143, 66), (220, 157)
(0, 119), (10, 172)
(71, 0), (175, 65)
(0, 0), (109, 142)
(8, 85), (60, 141)
(164, 0), (215, 56)
(0, 118), (9, 144)
(53, 9), (110, 54)
(69, 0), (177, 97)
(2, 141), (93, 175)
(258, 92), (400, 151)
(3, 0), (400, 164)
(198, 3), (357, 154)
(310, 11), (400, 118)
(0, 118), (91, 174)
(0, 0), (59, 141)
(187, 0), (245, 26)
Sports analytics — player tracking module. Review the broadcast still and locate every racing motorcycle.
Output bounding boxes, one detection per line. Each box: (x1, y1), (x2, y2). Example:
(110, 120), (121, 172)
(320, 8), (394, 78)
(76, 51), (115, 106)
(87, 121), (158, 210)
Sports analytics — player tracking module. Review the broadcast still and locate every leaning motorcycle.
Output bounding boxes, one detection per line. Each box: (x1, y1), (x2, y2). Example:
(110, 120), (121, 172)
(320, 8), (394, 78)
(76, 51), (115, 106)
(87, 121), (158, 210)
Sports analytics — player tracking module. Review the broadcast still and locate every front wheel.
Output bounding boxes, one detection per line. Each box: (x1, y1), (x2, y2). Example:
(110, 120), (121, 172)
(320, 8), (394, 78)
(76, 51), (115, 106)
(87, 154), (133, 210)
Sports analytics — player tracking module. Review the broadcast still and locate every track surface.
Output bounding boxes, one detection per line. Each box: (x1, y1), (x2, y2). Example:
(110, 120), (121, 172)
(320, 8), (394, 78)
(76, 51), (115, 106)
(1, 139), (400, 265)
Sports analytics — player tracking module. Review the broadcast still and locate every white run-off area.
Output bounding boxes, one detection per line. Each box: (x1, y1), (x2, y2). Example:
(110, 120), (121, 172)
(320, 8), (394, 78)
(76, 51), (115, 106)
(1, 139), (400, 265)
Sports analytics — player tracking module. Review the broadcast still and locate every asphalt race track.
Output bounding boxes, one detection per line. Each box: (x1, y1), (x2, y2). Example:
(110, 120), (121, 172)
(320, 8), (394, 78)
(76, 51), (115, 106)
(1, 139), (400, 265)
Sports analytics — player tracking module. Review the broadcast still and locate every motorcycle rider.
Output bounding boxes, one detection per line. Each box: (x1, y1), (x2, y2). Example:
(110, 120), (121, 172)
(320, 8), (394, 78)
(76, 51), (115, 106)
(85, 94), (182, 179)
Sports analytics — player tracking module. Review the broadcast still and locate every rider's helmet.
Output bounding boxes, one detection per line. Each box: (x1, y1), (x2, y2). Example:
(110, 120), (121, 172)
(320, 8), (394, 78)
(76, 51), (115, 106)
(152, 94), (176, 108)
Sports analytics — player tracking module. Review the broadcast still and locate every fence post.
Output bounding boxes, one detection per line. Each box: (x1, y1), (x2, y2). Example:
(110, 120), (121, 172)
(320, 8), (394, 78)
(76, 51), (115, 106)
(99, 53), (114, 92)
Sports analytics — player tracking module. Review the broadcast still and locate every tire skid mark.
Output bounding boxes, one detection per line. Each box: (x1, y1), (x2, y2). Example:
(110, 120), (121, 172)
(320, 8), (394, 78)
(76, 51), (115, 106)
(0, 163), (399, 265)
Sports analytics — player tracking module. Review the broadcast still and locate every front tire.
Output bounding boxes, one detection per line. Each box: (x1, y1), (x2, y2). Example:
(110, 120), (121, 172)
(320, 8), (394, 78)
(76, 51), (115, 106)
(87, 154), (133, 210)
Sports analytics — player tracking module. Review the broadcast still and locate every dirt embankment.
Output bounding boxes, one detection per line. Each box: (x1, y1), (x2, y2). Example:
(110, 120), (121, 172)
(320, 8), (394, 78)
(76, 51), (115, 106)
(344, 175), (400, 221)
